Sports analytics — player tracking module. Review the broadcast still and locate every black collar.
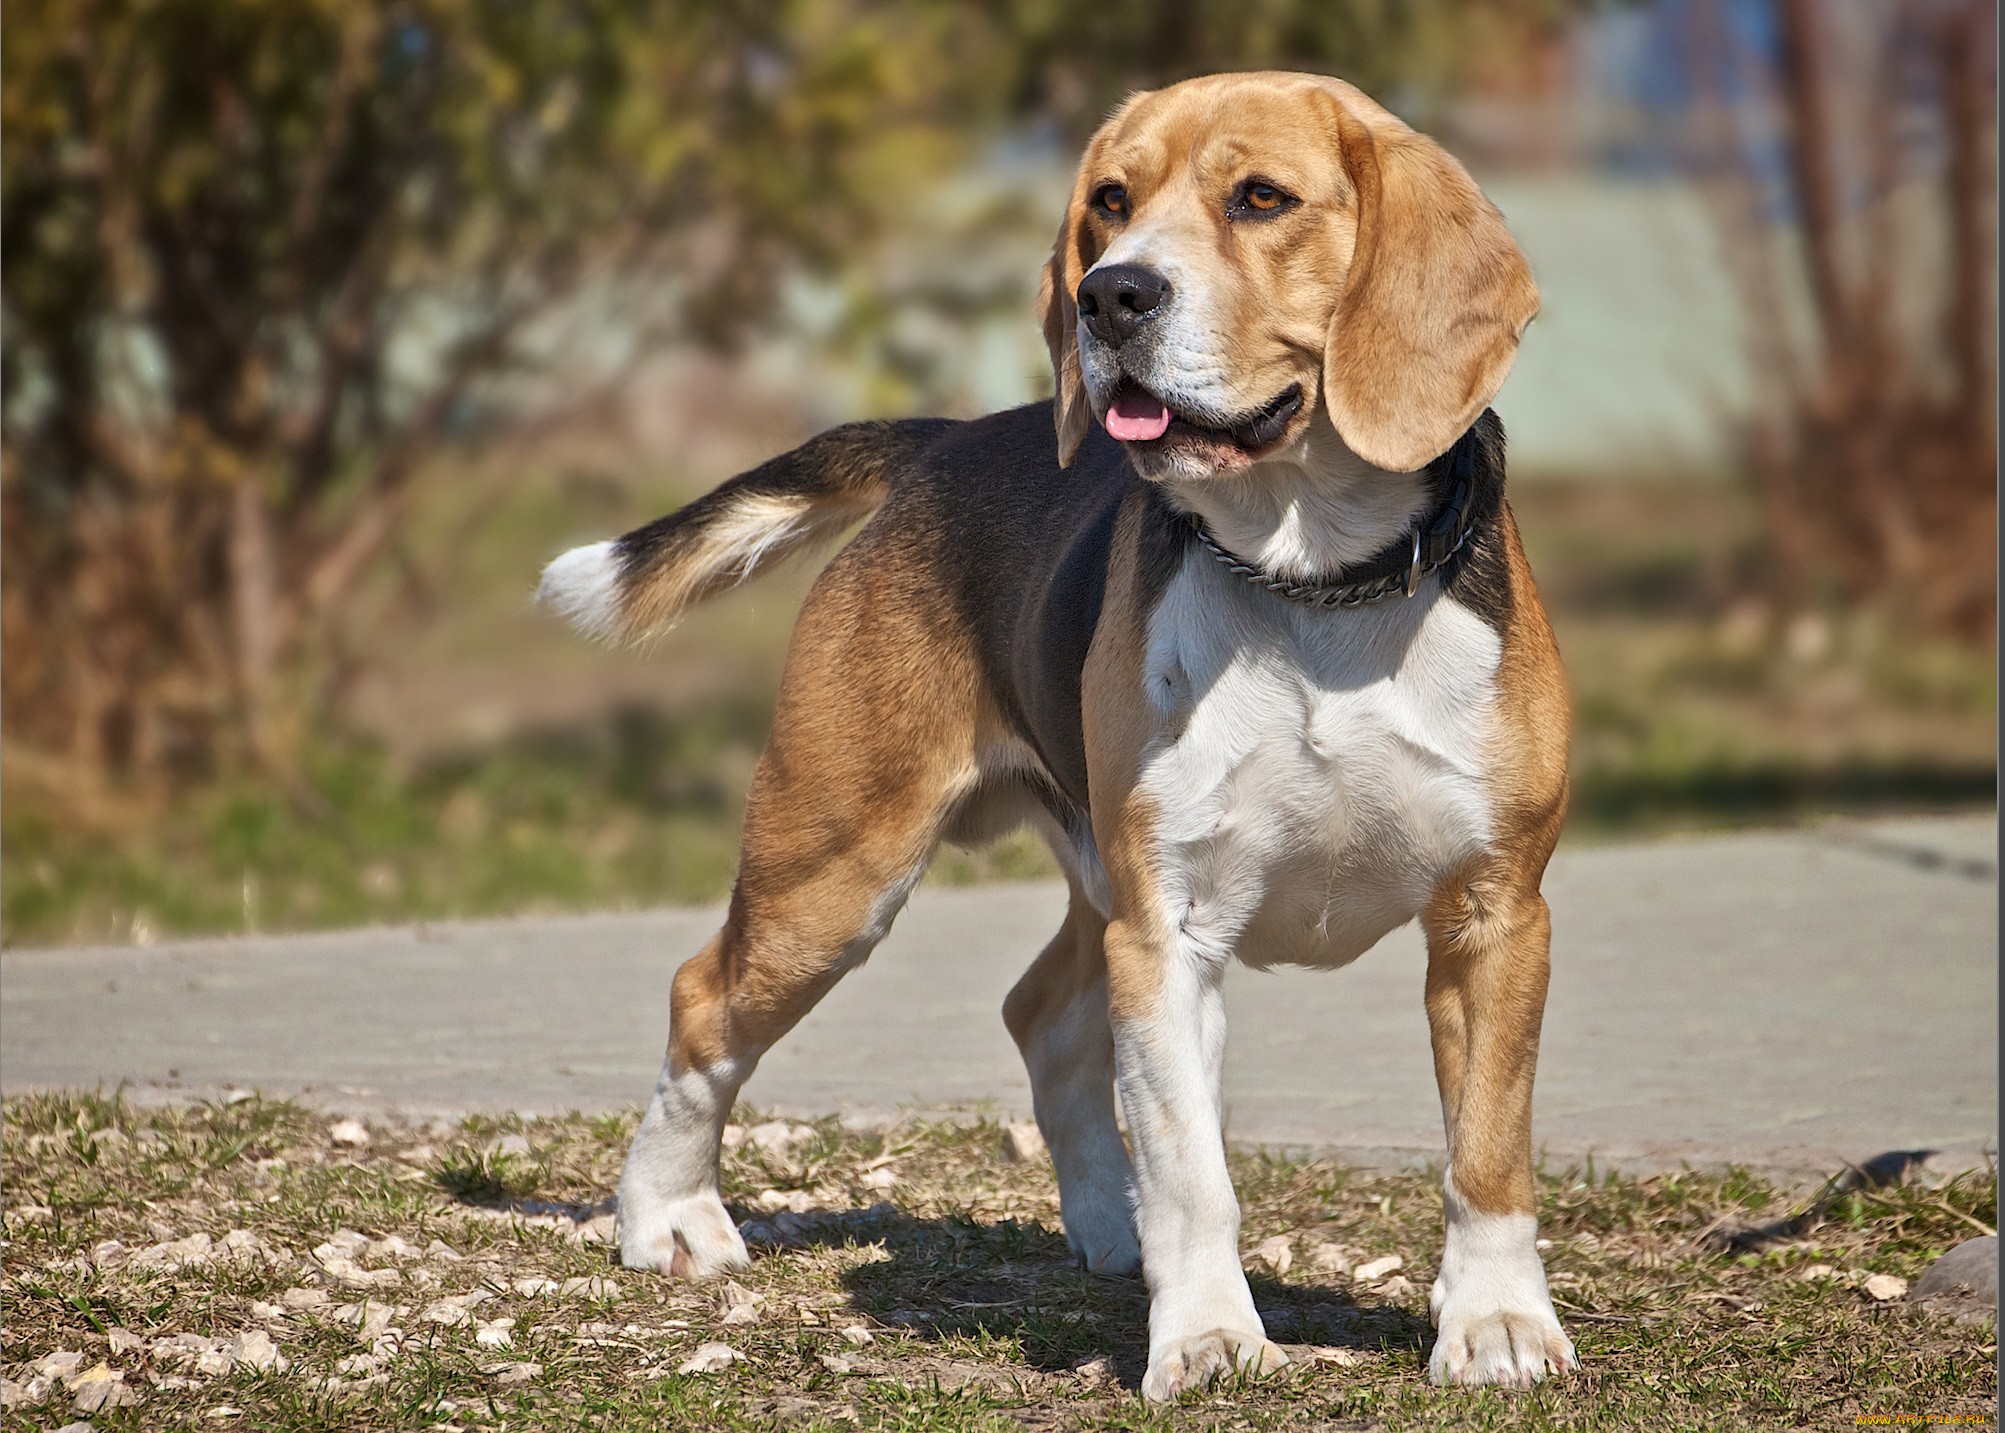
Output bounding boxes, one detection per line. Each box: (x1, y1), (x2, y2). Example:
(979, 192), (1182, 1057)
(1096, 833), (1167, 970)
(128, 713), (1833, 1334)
(1181, 423), (1486, 610)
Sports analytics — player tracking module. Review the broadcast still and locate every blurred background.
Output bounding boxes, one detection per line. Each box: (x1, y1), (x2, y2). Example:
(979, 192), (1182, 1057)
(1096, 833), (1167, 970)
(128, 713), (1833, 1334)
(2, 0), (1994, 948)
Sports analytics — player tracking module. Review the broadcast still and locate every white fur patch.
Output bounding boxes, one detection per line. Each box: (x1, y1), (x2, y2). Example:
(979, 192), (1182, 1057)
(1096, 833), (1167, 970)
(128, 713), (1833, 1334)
(537, 540), (625, 641)
(1136, 553), (1501, 973)
(618, 1056), (755, 1279)
(1429, 1170), (1574, 1386)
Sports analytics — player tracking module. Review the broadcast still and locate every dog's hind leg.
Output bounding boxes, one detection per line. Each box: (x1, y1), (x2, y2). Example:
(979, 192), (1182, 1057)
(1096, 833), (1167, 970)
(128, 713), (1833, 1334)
(616, 560), (979, 1279)
(1003, 880), (1141, 1275)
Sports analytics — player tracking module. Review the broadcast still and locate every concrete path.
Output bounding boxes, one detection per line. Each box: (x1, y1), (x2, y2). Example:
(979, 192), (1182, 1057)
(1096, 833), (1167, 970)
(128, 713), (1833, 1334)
(4, 815), (1995, 1178)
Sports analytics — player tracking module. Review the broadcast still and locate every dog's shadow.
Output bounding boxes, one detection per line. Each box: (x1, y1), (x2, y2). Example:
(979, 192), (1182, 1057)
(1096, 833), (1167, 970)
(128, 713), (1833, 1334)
(730, 1201), (1430, 1390)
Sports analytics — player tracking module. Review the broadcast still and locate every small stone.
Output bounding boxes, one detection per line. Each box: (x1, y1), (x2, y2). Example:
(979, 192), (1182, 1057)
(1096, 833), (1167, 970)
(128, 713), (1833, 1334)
(475, 1318), (517, 1348)
(328, 1119), (370, 1149)
(743, 1121), (812, 1158)
(558, 1275), (622, 1301)
(1247, 1235), (1293, 1277)
(1307, 1346), (1361, 1366)
(489, 1361), (542, 1386)
(52, 1422), (97, 1433)
(514, 1277), (559, 1298)
(1376, 1274), (1416, 1298)
(70, 1367), (137, 1414)
(1912, 1235), (1998, 1305)
(0, 1379), (31, 1410)
(1071, 1355), (1115, 1386)
(720, 1124), (748, 1152)
(1303, 1239), (1353, 1276)
(818, 1353), (853, 1375)
(752, 1187), (815, 1215)
(88, 1240), (128, 1267)
(1003, 1123), (1048, 1163)
(837, 1324), (874, 1346)
(486, 1133), (532, 1158)
(34, 1353), (86, 1382)
(1799, 1263), (1839, 1283)
(280, 1287), (329, 1309)
(1863, 1273), (1910, 1302)
(218, 1229), (265, 1262)
(677, 1342), (741, 1374)
(424, 1239), (464, 1262)
(1353, 1254), (1403, 1283)
(132, 1232), (214, 1271)
(859, 1167), (898, 1192)
(578, 1214), (618, 1245)
(227, 1330), (287, 1373)
(421, 1299), (473, 1327)
(369, 1234), (423, 1261)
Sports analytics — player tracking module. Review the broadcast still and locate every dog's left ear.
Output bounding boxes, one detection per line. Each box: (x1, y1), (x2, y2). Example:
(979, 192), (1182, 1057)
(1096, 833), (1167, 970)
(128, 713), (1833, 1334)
(1037, 170), (1098, 468)
(1323, 101), (1539, 473)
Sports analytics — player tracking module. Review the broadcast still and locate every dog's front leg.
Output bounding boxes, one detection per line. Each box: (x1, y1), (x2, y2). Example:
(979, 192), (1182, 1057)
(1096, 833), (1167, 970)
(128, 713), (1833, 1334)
(1105, 916), (1288, 1402)
(1421, 871), (1576, 1386)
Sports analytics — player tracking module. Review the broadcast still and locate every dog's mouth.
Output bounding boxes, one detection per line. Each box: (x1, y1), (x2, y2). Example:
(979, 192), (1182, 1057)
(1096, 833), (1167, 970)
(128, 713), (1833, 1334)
(1102, 378), (1304, 457)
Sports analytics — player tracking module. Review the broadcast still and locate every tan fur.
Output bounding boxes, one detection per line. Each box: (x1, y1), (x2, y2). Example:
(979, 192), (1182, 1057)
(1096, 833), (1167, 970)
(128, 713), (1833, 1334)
(1037, 72), (1536, 473)
(1422, 510), (1570, 1216)
(1079, 492), (1180, 1025)
(663, 536), (984, 1077)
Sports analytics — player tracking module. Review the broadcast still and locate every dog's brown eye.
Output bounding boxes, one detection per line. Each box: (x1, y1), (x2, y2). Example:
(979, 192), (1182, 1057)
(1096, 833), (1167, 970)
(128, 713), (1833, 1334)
(1092, 184), (1128, 218)
(1231, 180), (1296, 220)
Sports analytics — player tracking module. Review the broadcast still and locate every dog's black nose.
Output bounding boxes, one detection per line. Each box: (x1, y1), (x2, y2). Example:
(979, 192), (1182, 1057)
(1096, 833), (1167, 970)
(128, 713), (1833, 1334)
(1076, 264), (1170, 346)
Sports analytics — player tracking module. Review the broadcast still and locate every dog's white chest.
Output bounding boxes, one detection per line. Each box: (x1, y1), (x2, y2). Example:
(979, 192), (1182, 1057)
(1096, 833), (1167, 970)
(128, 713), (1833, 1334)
(1136, 558), (1502, 969)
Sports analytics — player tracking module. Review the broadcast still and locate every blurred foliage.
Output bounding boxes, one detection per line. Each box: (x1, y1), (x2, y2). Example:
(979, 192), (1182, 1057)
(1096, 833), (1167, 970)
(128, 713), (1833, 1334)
(0, 0), (1576, 804)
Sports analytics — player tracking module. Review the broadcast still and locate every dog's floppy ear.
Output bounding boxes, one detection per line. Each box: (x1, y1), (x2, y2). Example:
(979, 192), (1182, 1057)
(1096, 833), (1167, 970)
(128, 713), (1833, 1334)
(1323, 103), (1539, 473)
(1037, 167), (1098, 467)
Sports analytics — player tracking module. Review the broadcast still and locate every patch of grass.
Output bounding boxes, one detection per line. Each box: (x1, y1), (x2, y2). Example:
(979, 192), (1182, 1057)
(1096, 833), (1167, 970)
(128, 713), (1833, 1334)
(1, 700), (770, 947)
(2, 1094), (1995, 1430)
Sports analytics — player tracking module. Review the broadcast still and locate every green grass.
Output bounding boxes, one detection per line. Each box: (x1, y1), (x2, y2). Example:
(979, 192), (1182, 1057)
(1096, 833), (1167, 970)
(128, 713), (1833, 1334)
(2, 1094), (1996, 1430)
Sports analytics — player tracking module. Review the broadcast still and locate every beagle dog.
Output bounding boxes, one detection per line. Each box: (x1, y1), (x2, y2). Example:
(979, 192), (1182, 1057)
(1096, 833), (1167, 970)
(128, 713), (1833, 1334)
(540, 70), (1572, 1398)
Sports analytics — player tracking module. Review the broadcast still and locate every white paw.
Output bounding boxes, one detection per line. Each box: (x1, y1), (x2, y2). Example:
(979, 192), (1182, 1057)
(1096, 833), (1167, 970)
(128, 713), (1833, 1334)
(1141, 1329), (1289, 1402)
(616, 1192), (749, 1280)
(1429, 1301), (1575, 1387)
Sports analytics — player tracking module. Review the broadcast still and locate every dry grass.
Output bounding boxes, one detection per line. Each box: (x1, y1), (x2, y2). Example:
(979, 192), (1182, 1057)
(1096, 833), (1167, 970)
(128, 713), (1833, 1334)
(2, 1093), (1995, 1430)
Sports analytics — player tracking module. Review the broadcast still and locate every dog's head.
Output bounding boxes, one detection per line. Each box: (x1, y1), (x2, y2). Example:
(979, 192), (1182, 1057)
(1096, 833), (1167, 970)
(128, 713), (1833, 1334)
(1039, 71), (1537, 478)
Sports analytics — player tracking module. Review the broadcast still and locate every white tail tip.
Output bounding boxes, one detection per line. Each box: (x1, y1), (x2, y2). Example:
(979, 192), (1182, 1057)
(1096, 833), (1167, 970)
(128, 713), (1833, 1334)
(537, 540), (624, 641)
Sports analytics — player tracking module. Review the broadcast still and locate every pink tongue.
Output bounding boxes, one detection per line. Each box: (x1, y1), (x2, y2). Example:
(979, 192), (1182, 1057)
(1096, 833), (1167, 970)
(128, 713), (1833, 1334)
(1105, 387), (1172, 441)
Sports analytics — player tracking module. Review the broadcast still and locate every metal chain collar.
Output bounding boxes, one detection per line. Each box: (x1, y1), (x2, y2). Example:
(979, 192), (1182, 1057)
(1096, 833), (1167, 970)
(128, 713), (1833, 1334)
(1189, 491), (1475, 611)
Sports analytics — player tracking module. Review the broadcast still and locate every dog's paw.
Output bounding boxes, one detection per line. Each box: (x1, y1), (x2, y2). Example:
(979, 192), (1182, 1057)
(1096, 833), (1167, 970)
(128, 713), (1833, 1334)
(616, 1193), (749, 1280)
(1141, 1329), (1288, 1402)
(1428, 1305), (1574, 1387)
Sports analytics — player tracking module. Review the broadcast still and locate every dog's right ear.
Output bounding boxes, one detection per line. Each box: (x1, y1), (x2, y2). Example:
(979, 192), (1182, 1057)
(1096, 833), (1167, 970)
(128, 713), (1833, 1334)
(1038, 172), (1096, 468)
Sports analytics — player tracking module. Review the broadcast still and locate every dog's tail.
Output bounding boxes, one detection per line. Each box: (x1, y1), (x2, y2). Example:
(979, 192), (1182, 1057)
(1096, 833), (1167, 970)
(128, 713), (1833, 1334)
(538, 418), (954, 644)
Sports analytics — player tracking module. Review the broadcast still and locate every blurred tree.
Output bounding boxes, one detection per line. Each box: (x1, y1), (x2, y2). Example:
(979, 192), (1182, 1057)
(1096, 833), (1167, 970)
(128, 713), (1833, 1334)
(1, 0), (1576, 805)
(1687, 0), (1996, 638)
